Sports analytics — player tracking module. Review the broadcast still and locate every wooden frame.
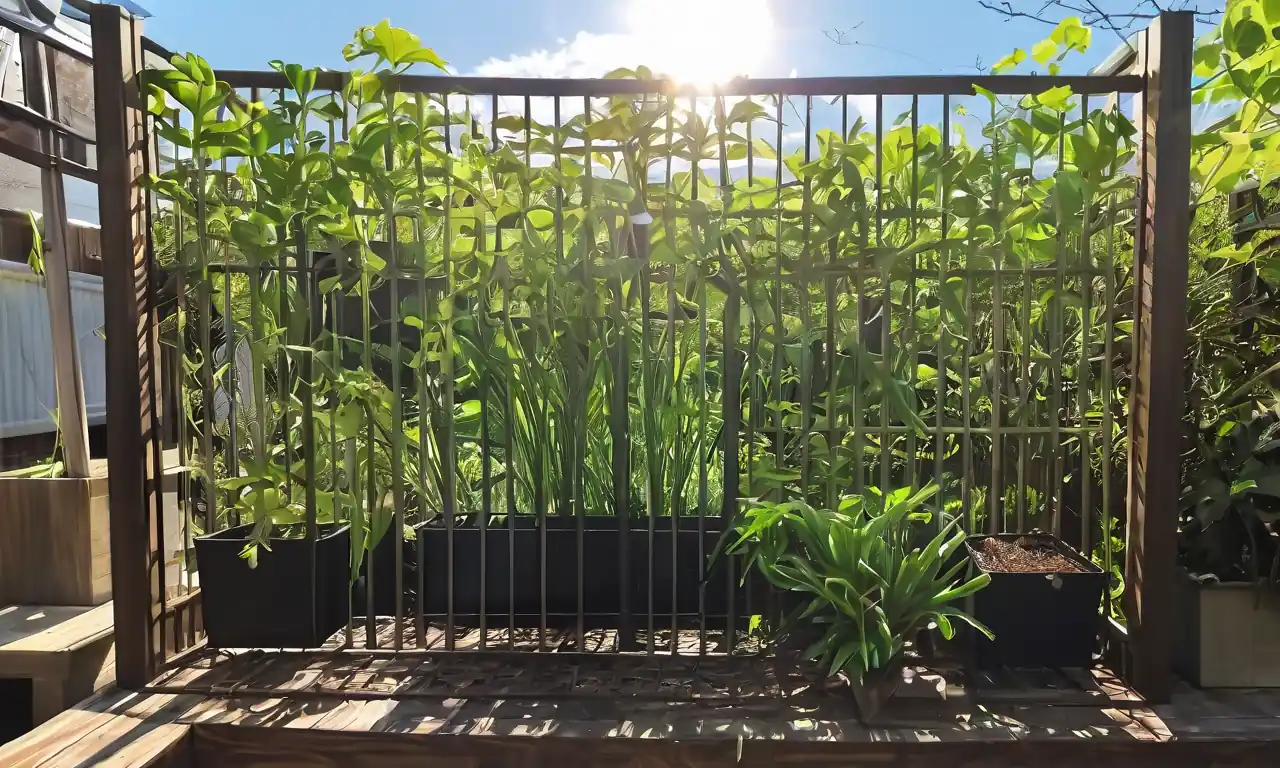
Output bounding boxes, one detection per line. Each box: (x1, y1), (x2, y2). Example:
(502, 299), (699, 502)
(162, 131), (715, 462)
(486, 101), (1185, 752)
(91, 4), (162, 690)
(90, 7), (1194, 705)
(1123, 11), (1194, 705)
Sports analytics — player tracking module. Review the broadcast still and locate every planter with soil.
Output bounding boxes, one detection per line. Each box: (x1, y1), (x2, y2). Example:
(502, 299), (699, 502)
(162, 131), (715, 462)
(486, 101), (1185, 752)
(195, 523), (351, 649)
(413, 514), (748, 628)
(966, 533), (1106, 669)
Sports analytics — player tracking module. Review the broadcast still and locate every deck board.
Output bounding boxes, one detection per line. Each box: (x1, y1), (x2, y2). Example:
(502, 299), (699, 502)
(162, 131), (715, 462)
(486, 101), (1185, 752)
(6, 652), (1280, 767)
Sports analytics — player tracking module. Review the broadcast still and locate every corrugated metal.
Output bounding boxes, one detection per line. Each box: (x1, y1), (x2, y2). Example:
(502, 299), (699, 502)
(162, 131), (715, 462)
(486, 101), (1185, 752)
(0, 258), (105, 437)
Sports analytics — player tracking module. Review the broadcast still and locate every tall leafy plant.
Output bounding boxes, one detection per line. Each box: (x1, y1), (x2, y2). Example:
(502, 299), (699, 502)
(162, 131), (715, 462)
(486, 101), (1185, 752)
(726, 484), (991, 683)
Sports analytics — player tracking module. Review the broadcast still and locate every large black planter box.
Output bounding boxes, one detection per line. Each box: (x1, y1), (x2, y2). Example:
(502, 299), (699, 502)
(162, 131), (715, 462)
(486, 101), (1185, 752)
(195, 523), (351, 649)
(412, 515), (747, 627)
(966, 533), (1107, 669)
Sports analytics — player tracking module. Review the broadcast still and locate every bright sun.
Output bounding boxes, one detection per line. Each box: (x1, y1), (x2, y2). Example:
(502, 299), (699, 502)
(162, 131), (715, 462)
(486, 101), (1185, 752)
(626, 0), (774, 85)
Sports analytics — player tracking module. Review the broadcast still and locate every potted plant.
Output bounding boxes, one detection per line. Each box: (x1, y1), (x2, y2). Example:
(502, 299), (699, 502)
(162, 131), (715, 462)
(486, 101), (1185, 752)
(1177, 407), (1280, 686)
(727, 484), (992, 723)
(965, 532), (1106, 668)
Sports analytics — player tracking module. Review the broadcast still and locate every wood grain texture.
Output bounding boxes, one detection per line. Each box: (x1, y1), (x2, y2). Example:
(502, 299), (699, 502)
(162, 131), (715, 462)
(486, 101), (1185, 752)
(1124, 10), (1194, 706)
(192, 724), (737, 768)
(92, 3), (164, 690)
(0, 602), (116, 724)
(21, 34), (92, 478)
(10, 669), (1280, 767)
(0, 476), (111, 605)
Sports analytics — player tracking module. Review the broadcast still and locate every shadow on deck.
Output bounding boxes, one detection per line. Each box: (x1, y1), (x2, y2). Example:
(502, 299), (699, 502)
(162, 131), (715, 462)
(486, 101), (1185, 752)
(5, 632), (1280, 767)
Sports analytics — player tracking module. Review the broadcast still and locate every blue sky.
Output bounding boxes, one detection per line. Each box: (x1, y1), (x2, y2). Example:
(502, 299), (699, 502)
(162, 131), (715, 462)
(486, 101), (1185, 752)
(143, 0), (1139, 81)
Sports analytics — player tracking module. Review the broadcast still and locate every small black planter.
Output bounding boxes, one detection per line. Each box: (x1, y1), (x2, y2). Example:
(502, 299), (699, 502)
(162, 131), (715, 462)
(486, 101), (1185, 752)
(966, 533), (1107, 669)
(195, 523), (351, 649)
(413, 514), (747, 627)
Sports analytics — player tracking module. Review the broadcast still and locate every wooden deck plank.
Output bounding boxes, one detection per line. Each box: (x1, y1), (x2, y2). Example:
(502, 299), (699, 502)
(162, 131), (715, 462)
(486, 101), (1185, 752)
(0, 603), (114, 678)
(31, 693), (198, 768)
(0, 690), (134, 768)
(14, 652), (1280, 766)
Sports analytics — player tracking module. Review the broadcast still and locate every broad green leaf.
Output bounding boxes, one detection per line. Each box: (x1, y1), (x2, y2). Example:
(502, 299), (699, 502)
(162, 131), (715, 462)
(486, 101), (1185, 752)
(1031, 38), (1058, 65)
(992, 48), (1026, 74)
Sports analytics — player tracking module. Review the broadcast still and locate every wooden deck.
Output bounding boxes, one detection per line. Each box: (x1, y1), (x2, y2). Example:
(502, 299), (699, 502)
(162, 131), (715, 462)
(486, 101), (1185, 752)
(5, 645), (1280, 767)
(0, 603), (115, 726)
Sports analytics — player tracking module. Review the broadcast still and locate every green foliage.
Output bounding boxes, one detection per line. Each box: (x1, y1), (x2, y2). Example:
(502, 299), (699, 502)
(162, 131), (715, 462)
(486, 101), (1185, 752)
(147, 5), (1280, 620)
(726, 485), (991, 682)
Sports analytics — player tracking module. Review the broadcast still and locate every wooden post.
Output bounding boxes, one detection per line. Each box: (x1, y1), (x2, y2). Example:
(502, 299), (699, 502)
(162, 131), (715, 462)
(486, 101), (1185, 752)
(1124, 10), (1193, 705)
(20, 35), (91, 478)
(92, 4), (159, 689)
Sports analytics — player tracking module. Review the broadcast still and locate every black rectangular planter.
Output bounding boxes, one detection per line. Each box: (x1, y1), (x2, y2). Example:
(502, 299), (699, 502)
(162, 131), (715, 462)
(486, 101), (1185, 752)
(195, 523), (351, 649)
(966, 533), (1107, 669)
(411, 515), (748, 627)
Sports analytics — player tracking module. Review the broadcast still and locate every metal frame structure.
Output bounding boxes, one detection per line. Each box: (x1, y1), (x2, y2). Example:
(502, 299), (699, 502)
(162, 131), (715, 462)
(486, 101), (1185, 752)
(87, 4), (1193, 704)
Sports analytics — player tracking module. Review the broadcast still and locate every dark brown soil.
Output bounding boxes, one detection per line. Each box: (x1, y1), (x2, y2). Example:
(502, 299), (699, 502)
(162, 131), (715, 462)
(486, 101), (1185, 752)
(971, 536), (1086, 574)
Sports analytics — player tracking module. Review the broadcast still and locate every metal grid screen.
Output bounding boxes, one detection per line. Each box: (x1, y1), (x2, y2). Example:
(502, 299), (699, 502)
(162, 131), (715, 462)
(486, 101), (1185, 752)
(141, 64), (1145, 658)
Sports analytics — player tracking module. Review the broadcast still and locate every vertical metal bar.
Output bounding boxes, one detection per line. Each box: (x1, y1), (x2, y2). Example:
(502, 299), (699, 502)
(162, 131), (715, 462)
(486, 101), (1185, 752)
(576, 94), (591, 653)
(337, 95), (354, 650)
(642, 116), (656, 654)
(800, 95), (813, 499)
(277, 88), (293, 520)
(664, 96), (679, 654)
(875, 94), (891, 500)
(595, 93), (631, 652)
(693, 95), (708, 657)
(1078, 95), (1094, 556)
(473, 93), (499, 650)
(521, 93), (536, 649)
(220, 151), (238, 527)
(195, 111), (216, 538)
(382, 131), (405, 650)
(1101, 123), (1118, 594)
(961, 238), (975, 528)
(742, 101), (757, 643)
(442, 90), (457, 651)
(772, 96), (785, 506)
(546, 95), (573, 650)
(1017, 135), (1033, 535)
(360, 114), (377, 650)
(296, 224), (320, 647)
(988, 95), (1005, 534)
(847, 96), (865, 497)
(906, 95), (919, 490)
(412, 93), (428, 649)
(1049, 109), (1066, 538)
(715, 94), (740, 653)
(935, 96), (950, 524)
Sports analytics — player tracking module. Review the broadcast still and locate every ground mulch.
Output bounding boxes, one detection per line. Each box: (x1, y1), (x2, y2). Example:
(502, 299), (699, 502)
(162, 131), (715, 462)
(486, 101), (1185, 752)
(971, 536), (1086, 574)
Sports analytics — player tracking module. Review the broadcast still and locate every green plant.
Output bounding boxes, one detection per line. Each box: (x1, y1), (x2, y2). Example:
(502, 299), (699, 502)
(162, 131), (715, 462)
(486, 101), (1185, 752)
(143, 10), (1152, 602)
(726, 484), (991, 684)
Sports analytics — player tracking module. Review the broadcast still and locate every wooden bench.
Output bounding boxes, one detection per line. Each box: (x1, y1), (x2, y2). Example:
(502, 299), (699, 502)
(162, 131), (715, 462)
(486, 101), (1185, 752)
(0, 602), (115, 725)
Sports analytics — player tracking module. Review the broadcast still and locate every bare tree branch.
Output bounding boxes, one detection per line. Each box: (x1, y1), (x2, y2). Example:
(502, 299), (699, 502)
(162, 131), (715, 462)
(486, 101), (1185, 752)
(822, 22), (865, 46)
(977, 0), (1221, 33)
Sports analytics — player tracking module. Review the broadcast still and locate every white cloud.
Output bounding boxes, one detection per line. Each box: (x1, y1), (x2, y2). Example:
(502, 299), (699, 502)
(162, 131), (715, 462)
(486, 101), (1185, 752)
(474, 31), (641, 80)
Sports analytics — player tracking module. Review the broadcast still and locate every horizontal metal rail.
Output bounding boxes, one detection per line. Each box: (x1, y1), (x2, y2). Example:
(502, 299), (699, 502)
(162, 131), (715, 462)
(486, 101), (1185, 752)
(204, 70), (1145, 97)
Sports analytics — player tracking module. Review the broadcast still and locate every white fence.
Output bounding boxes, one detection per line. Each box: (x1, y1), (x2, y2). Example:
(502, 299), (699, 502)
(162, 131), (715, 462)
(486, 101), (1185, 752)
(0, 259), (105, 438)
